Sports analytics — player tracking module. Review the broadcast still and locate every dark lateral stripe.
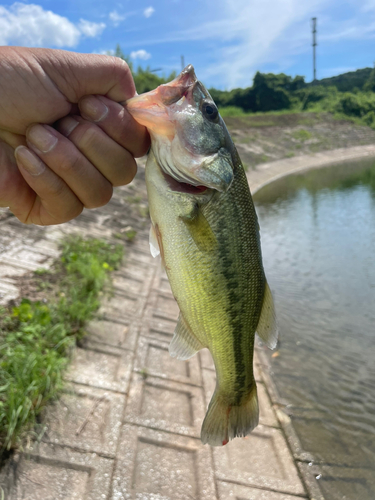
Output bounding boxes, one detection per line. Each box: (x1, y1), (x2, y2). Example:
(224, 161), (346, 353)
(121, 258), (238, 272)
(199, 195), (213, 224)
(215, 165), (265, 405)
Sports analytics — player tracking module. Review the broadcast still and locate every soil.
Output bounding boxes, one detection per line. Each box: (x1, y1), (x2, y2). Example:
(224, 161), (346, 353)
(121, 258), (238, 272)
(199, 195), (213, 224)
(224, 112), (375, 171)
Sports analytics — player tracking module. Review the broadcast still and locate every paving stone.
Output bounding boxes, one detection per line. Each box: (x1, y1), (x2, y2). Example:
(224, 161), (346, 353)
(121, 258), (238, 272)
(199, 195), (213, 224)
(135, 336), (202, 386)
(84, 318), (139, 352)
(213, 424), (305, 496)
(124, 373), (205, 438)
(99, 290), (146, 319)
(0, 278), (19, 304)
(139, 314), (175, 343)
(121, 258), (156, 286)
(150, 265), (170, 293)
(66, 345), (134, 393)
(5, 244), (53, 265)
(218, 481), (307, 499)
(127, 248), (155, 266)
(0, 442), (113, 500)
(0, 262), (28, 278)
(201, 369), (278, 428)
(112, 425), (217, 500)
(42, 383), (125, 456)
(142, 304), (178, 336)
(113, 271), (147, 296)
(153, 291), (180, 319)
(296, 462), (325, 500)
(33, 239), (60, 257)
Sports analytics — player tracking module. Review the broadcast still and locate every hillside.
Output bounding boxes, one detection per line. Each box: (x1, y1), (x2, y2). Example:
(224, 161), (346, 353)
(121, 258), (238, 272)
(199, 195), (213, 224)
(310, 67), (373, 92)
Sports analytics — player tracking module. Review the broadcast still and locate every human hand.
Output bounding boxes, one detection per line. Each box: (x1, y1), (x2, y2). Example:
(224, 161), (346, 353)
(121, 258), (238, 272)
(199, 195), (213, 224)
(0, 47), (150, 225)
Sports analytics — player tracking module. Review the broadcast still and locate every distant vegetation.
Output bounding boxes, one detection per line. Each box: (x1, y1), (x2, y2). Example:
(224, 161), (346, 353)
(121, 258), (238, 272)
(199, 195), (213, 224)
(209, 70), (375, 129)
(114, 45), (375, 129)
(114, 45), (176, 94)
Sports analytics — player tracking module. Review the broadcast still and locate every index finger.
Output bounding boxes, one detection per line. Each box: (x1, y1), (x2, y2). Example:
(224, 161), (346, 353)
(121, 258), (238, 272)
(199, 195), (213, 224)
(78, 95), (150, 158)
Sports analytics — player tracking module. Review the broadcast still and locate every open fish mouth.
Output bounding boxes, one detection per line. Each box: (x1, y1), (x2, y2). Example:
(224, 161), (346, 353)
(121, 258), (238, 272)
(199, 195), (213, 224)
(160, 168), (209, 195)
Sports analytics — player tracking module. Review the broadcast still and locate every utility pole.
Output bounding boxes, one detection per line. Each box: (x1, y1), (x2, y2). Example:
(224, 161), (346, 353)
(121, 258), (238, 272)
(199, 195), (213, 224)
(312, 17), (317, 83)
(181, 55), (185, 71)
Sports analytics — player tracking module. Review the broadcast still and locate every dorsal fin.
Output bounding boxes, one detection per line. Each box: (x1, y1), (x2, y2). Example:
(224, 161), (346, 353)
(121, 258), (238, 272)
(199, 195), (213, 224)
(169, 314), (204, 360)
(256, 282), (279, 350)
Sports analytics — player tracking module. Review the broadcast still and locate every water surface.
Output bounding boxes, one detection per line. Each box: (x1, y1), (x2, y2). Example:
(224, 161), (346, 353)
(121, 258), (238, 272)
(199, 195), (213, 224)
(254, 160), (375, 500)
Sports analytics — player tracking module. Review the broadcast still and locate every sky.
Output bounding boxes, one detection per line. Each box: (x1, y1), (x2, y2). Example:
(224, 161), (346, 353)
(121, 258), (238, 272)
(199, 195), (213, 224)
(1, 0), (375, 90)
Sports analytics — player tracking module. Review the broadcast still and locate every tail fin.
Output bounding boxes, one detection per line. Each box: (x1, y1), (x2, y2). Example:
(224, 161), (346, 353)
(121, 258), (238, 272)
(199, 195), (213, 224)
(201, 385), (259, 446)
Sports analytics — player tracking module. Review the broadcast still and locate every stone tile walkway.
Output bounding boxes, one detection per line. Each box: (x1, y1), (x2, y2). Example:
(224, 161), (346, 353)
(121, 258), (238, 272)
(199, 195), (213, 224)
(5, 146), (373, 499)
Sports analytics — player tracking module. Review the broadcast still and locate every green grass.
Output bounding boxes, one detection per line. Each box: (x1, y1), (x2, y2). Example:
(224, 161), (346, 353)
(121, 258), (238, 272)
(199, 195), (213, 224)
(291, 129), (312, 142)
(218, 106), (251, 117)
(0, 236), (123, 455)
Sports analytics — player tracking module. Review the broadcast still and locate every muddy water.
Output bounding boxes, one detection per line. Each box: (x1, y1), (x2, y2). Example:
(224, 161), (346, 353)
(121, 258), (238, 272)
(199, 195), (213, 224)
(254, 161), (375, 500)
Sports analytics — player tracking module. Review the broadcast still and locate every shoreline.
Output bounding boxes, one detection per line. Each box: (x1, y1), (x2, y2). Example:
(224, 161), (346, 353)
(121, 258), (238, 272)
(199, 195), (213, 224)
(247, 144), (375, 500)
(247, 144), (375, 194)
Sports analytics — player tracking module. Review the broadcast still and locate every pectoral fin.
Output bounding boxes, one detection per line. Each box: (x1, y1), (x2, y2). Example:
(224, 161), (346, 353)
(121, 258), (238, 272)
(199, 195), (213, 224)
(256, 282), (279, 350)
(149, 224), (160, 258)
(181, 205), (217, 253)
(169, 314), (204, 360)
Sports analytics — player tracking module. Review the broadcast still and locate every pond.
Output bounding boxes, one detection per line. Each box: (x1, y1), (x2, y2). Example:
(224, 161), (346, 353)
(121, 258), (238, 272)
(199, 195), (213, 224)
(254, 159), (375, 500)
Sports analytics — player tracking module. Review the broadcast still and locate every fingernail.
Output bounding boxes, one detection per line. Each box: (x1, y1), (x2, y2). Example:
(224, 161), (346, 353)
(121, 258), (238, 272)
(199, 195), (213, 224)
(80, 96), (108, 122)
(27, 124), (58, 153)
(15, 146), (46, 176)
(58, 116), (79, 137)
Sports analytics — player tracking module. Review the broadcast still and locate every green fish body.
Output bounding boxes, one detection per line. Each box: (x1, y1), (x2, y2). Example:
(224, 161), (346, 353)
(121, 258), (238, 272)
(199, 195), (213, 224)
(127, 65), (278, 446)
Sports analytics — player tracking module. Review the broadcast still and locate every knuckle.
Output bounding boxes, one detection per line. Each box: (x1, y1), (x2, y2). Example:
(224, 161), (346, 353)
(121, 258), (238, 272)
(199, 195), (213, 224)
(59, 153), (82, 175)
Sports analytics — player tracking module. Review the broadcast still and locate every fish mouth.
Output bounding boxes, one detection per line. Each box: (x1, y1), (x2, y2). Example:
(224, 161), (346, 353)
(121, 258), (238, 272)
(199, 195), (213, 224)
(161, 169), (209, 195)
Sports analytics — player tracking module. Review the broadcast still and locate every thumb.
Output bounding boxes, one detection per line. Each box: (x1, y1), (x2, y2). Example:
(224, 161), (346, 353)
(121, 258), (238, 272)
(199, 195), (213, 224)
(32, 48), (136, 103)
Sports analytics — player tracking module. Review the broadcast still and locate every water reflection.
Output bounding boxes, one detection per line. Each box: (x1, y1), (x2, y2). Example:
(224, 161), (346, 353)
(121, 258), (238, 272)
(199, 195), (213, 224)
(254, 160), (375, 500)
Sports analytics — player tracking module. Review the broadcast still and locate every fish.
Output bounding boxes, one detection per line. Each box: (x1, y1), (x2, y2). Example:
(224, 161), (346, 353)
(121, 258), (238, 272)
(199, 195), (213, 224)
(126, 65), (278, 446)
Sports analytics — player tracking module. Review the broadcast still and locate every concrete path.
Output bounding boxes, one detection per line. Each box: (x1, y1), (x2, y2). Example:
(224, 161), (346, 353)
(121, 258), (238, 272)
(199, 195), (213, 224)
(2, 146), (375, 500)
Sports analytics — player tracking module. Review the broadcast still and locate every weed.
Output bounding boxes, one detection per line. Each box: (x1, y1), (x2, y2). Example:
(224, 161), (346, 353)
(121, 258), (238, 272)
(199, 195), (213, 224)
(291, 129), (312, 142)
(0, 236), (123, 454)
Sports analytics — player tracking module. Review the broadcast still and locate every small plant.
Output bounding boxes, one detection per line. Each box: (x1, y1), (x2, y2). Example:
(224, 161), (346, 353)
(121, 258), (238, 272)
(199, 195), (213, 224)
(292, 129), (312, 142)
(0, 236), (123, 454)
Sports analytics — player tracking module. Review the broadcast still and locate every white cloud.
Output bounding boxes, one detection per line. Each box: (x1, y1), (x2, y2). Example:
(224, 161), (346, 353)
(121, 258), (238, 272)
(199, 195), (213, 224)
(128, 0), (375, 88)
(143, 6), (155, 18)
(130, 49), (151, 60)
(78, 19), (105, 37)
(109, 10), (126, 26)
(0, 3), (106, 47)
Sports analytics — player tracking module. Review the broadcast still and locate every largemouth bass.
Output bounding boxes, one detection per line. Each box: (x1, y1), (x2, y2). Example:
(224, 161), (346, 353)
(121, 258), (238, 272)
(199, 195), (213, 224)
(126, 65), (278, 446)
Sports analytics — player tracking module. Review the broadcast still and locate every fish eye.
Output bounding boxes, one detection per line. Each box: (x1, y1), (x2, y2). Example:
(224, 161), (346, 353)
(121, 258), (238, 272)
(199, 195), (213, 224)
(202, 101), (219, 121)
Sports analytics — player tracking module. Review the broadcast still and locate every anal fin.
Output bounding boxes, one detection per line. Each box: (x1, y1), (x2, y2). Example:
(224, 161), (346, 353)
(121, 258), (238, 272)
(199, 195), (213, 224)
(169, 314), (204, 360)
(256, 282), (279, 350)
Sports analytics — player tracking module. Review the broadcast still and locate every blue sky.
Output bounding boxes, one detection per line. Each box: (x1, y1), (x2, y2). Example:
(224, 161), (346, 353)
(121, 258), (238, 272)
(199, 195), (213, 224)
(1, 0), (375, 90)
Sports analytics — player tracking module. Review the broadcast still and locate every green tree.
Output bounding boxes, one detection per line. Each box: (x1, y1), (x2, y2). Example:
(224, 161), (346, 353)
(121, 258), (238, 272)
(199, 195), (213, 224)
(364, 68), (375, 92)
(113, 45), (176, 93)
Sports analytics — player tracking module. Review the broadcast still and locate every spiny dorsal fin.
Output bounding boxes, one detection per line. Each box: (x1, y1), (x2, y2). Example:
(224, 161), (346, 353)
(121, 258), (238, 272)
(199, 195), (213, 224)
(256, 282), (279, 350)
(169, 314), (204, 360)
(180, 205), (217, 253)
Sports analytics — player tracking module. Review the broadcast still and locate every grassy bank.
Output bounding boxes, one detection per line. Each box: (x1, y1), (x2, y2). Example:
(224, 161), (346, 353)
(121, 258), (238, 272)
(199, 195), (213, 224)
(0, 236), (123, 457)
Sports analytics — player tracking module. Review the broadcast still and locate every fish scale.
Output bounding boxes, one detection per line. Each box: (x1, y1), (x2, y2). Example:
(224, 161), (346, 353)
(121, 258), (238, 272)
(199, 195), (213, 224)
(126, 65), (278, 446)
